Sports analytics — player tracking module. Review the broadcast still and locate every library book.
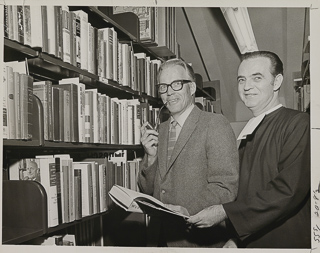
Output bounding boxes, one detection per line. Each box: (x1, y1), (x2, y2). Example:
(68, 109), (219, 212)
(108, 185), (189, 219)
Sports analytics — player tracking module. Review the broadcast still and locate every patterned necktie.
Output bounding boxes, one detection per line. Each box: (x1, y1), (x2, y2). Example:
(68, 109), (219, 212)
(167, 120), (178, 166)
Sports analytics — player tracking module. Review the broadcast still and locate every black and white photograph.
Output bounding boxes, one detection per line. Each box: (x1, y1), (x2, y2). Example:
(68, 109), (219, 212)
(1, 0), (319, 252)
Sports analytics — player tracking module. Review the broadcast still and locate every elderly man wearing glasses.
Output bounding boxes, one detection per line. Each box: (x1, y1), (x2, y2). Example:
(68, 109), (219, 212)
(138, 58), (239, 248)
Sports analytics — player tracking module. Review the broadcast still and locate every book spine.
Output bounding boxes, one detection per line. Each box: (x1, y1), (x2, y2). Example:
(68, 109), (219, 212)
(14, 72), (21, 139)
(19, 74), (29, 140)
(23, 6), (32, 46)
(17, 6), (24, 44)
(97, 30), (105, 78)
(4, 5), (9, 39)
(41, 6), (49, 53)
(7, 66), (15, 139)
(30, 6), (43, 48)
(64, 89), (71, 142)
(84, 91), (91, 143)
(74, 169), (82, 220)
(55, 6), (63, 59)
(74, 13), (81, 68)
(69, 12), (77, 66)
(55, 158), (63, 224)
(47, 6), (56, 56)
(106, 28), (113, 80)
(52, 87), (60, 141)
(3, 66), (8, 139)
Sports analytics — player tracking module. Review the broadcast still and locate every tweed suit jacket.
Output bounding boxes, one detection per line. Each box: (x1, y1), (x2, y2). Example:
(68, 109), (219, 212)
(138, 106), (239, 247)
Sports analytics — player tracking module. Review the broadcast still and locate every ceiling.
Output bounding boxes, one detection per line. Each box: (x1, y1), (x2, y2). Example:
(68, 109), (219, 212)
(176, 7), (306, 122)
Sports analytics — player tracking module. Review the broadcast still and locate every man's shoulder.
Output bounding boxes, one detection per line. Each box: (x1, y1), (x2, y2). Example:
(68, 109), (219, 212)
(276, 107), (309, 121)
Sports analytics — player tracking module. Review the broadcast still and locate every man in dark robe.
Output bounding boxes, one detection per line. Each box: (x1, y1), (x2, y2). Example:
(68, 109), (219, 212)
(187, 51), (310, 249)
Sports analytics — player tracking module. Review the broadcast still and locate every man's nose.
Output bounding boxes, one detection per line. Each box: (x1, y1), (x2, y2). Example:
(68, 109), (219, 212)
(167, 85), (174, 95)
(244, 80), (254, 90)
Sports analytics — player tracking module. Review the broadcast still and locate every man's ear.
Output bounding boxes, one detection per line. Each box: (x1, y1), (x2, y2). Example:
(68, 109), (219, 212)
(189, 82), (197, 95)
(273, 74), (283, 91)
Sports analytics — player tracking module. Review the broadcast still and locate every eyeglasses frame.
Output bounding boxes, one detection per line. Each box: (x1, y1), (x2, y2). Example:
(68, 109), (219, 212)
(156, 79), (193, 94)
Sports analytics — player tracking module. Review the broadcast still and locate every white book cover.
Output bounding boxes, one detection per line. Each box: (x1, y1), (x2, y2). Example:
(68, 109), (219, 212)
(105, 95), (111, 144)
(36, 155), (59, 228)
(6, 66), (15, 139)
(127, 104), (134, 145)
(85, 89), (99, 143)
(46, 6), (56, 56)
(3, 66), (8, 139)
(122, 43), (130, 86)
(11, 6), (19, 42)
(118, 99), (128, 144)
(98, 93), (105, 144)
(146, 56), (151, 95)
(88, 23), (95, 74)
(112, 28), (118, 82)
(29, 6), (43, 48)
(73, 10), (88, 70)
(97, 29), (106, 78)
(98, 164), (107, 212)
(109, 185), (189, 218)
(127, 99), (141, 145)
(62, 6), (71, 64)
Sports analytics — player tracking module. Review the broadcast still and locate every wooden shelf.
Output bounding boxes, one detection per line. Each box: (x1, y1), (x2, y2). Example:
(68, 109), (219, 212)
(4, 38), (39, 62)
(3, 140), (142, 150)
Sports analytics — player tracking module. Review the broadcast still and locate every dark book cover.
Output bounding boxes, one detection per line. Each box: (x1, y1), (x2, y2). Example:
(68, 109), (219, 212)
(74, 169), (82, 220)
(55, 6), (63, 59)
(41, 6), (49, 53)
(59, 83), (79, 142)
(52, 87), (61, 142)
(55, 157), (63, 224)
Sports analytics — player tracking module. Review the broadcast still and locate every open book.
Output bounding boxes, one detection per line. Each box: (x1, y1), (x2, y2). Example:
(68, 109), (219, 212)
(108, 185), (189, 219)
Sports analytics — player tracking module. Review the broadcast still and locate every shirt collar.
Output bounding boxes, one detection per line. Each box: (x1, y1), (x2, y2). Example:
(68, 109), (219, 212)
(237, 104), (283, 140)
(170, 104), (195, 127)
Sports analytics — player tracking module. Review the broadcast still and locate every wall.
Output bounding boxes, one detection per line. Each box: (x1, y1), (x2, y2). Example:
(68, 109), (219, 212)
(176, 7), (306, 123)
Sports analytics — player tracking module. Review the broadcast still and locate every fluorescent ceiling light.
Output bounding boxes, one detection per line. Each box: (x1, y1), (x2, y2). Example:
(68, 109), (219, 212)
(221, 7), (258, 54)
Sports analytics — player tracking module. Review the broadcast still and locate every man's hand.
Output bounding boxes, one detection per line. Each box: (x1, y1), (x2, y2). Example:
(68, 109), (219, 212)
(187, 204), (227, 228)
(164, 204), (190, 216)
(141, 122), (159, 165)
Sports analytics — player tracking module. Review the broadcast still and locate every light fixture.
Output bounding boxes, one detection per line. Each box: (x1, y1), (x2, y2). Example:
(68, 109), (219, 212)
(220, 7), (258, 54)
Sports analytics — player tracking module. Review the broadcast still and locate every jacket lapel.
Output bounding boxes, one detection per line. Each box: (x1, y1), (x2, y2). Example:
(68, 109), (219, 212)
(166, 106), (201, 174)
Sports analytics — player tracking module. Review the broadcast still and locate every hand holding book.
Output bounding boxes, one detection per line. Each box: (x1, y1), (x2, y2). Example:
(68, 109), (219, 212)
(108, 185), (189, 219)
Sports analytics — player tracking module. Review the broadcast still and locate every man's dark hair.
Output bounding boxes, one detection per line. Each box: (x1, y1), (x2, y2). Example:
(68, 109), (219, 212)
(241, 51), (284, 77)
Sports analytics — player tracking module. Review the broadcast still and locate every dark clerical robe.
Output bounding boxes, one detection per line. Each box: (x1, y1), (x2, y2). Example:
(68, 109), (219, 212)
(224, 107), (310, 248)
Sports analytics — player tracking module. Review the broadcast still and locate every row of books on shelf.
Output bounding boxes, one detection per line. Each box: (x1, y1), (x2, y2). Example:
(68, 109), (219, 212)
(8, 150), (142, 228)
(293, 80), (310, 112)
(2, 63), (163, 143)
(112, 6), (178, 55)
(4, 5), (163, 95)
(195, 97), (216, 113)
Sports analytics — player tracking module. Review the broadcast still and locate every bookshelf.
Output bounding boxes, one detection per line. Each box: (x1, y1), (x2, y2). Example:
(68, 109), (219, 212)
(293, 8), (310, 112)
(2, 5), (215, 246)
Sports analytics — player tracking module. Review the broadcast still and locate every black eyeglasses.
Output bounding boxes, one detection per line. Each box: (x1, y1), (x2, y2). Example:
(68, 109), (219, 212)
(156, 80), (192, 94)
